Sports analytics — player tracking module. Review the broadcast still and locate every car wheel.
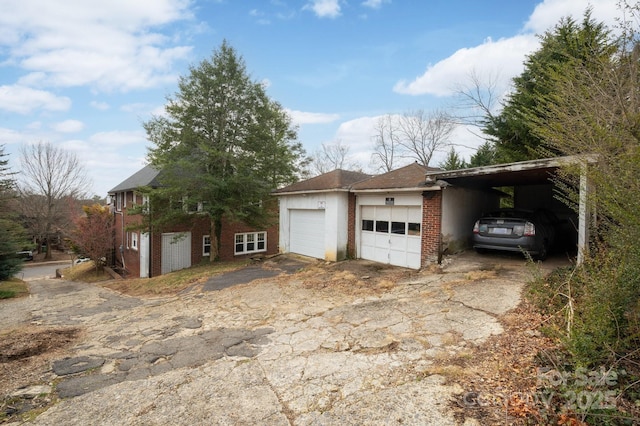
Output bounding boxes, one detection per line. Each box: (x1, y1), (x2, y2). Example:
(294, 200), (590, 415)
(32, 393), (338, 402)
(536, 241), (548, 261)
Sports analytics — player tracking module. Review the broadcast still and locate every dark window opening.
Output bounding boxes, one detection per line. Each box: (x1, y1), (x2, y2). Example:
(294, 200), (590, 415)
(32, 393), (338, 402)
(391, 222), (405, 235)
(376, 221), (389, 233)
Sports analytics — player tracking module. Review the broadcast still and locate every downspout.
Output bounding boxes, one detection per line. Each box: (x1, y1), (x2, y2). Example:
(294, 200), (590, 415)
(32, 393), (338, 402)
(114, 210), (126, 270)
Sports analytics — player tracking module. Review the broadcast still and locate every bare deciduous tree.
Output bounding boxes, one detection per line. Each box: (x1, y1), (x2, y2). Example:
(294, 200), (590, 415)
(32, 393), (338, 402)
(397, 109), (457, 167)
(19, 141), (90, 259)
(454, 69), (503, 128)
(310, 140), (361, 175)
(370, 114), (400, 172)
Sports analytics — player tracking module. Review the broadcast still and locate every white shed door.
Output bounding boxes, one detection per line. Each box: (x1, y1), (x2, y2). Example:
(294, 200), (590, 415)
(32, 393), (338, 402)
(360, 206), (422, 269)
(161, 232), (191, 274)
(289, 209), (325, 259)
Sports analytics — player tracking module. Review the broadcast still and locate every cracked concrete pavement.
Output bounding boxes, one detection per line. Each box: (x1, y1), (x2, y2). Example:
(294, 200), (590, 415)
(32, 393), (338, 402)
(3, 252), (555, 425)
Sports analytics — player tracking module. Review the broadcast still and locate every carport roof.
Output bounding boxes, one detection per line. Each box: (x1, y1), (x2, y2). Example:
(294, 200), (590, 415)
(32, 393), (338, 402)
(425, 156), (586, 189)
(273, 169), (372, 194)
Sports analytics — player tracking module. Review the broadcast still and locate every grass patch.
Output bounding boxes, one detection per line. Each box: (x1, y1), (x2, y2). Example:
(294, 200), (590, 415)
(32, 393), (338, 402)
(59, 261), (112, 284)
(102, 259), (251, 297)
(0, 278), (29, 299)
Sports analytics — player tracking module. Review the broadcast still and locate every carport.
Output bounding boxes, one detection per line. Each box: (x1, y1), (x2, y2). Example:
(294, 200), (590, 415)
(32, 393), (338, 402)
(425, 156), (593, 263)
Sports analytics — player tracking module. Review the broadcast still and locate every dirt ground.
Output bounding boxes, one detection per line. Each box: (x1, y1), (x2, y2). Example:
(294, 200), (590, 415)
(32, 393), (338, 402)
(5, 252), (630, 425)
(0, 254), (531, 424)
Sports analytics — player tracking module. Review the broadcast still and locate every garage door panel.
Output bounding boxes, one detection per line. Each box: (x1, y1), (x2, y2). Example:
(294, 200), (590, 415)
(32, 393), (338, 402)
(161, 232), (191, 275)
(290, 209), (325, 259)
(360, 205), (421, 269)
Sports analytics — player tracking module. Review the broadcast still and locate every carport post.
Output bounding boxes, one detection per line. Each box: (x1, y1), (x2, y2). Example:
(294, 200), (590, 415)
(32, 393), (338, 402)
(577, 161), (592, 265)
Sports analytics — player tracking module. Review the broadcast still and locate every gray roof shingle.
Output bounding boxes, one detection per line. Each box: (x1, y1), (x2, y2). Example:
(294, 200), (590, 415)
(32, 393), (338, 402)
(108, 165), (162, 193)
(273, 169), (372, 194)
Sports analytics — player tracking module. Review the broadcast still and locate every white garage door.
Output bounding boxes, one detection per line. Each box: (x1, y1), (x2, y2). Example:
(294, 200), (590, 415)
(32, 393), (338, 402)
(161, 232), (192, 275)
(289, 209), (325, 259)
(360, 206), (422, 269)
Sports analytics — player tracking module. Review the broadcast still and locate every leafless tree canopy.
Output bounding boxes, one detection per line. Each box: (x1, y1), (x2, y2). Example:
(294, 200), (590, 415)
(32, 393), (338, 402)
(18, 141), (90, 258)
(370, 114), (400, 173)
(369, 109), (457, 171)
(310, 140), (361, 175)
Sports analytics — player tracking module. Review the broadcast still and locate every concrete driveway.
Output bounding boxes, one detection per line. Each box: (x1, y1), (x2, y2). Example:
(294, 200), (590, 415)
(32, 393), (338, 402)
(5, 252), (546, 425)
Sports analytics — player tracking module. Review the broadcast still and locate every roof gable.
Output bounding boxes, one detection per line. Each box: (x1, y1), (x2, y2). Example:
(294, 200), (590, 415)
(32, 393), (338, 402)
(351, 162), (439, 191)
(274, 169), (372, 194)
(108, 165), (161, 193)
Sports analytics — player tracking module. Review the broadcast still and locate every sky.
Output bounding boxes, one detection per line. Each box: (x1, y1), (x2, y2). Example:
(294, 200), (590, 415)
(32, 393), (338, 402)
(0, 0), (624, 198)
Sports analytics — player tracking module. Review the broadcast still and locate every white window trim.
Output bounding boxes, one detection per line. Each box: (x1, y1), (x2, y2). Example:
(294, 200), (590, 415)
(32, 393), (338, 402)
(203, 235), (211, 256)
(234, 231), (267, 256)
(131, 232), (138, 251)
(116, 192), (122, 211)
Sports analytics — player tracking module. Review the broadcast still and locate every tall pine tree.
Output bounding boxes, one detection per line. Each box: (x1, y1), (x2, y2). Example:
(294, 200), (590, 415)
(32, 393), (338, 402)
(144, 41), (306, 257)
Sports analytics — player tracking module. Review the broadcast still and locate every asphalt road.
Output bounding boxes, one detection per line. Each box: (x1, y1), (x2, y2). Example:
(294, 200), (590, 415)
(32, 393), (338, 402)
(16, 261), (70, 281)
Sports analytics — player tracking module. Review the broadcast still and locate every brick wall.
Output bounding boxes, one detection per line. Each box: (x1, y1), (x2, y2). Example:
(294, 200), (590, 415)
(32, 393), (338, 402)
(218, 216), (279, 261)
(112, 189), (280, 277)
(421, 190), (442, 266)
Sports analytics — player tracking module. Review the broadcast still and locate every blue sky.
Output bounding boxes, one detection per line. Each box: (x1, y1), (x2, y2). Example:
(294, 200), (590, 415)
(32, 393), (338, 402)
(0, 0), (622, 197)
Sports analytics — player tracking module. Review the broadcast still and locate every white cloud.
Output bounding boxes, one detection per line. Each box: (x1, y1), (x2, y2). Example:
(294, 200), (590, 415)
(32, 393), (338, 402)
(0, 84), (71, 114)
(88, 130), (147, 148)
(304, 0), (341, 18)
(393, 0), (620, 99)
(0, 0), (194, 92)
(393, 35), (538, 97)
(90, 101), (110, 111)
(362, 0), (389, 9)
(287, 109), (340, 124)
(51, 119), (84, 133)
(524, 0), (621, 35)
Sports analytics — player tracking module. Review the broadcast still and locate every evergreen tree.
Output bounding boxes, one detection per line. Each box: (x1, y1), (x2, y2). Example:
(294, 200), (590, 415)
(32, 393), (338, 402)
(0, 145), (27, 280)
(438, 147), (467, 170)
(144, 41), (306, 257)
(485, 10), (615, 162)
(467, 142), (498, 167)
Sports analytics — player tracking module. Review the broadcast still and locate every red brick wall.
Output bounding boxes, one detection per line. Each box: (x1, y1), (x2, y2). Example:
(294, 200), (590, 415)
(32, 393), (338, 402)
(112, 190), (280, 277)
(347, 192), (357, 259)
(218, 216), (279, 261)
(421, 190), (442, 266)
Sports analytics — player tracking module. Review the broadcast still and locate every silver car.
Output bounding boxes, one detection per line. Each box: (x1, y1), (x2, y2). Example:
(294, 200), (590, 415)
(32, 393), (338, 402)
(472, 208), (558, 260)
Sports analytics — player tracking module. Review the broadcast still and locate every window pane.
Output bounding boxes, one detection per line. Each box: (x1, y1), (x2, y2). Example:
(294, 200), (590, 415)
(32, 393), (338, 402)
(258, 241), (265, 250)
(236, 243), (244, 253)
(362, 220), (374, 231)
(375, 221), (389, 233)
(408, 222), (421, 236)
(391, 222), (405, 234)
(235, 235), (244, 244)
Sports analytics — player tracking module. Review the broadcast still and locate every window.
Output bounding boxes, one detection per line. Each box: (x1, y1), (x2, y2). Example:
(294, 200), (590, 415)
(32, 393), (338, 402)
(131, 232), (138, 250)
(362, 220), (374, 231)
(203, 235), (211, 256)
(375, 221), (389, 233)
(125, 231), (130, 249)
(391, 222), (405, 235)
(234, 231), (267, 255)
(116, 192), (122, 211)
(408, 222), (421, 236)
